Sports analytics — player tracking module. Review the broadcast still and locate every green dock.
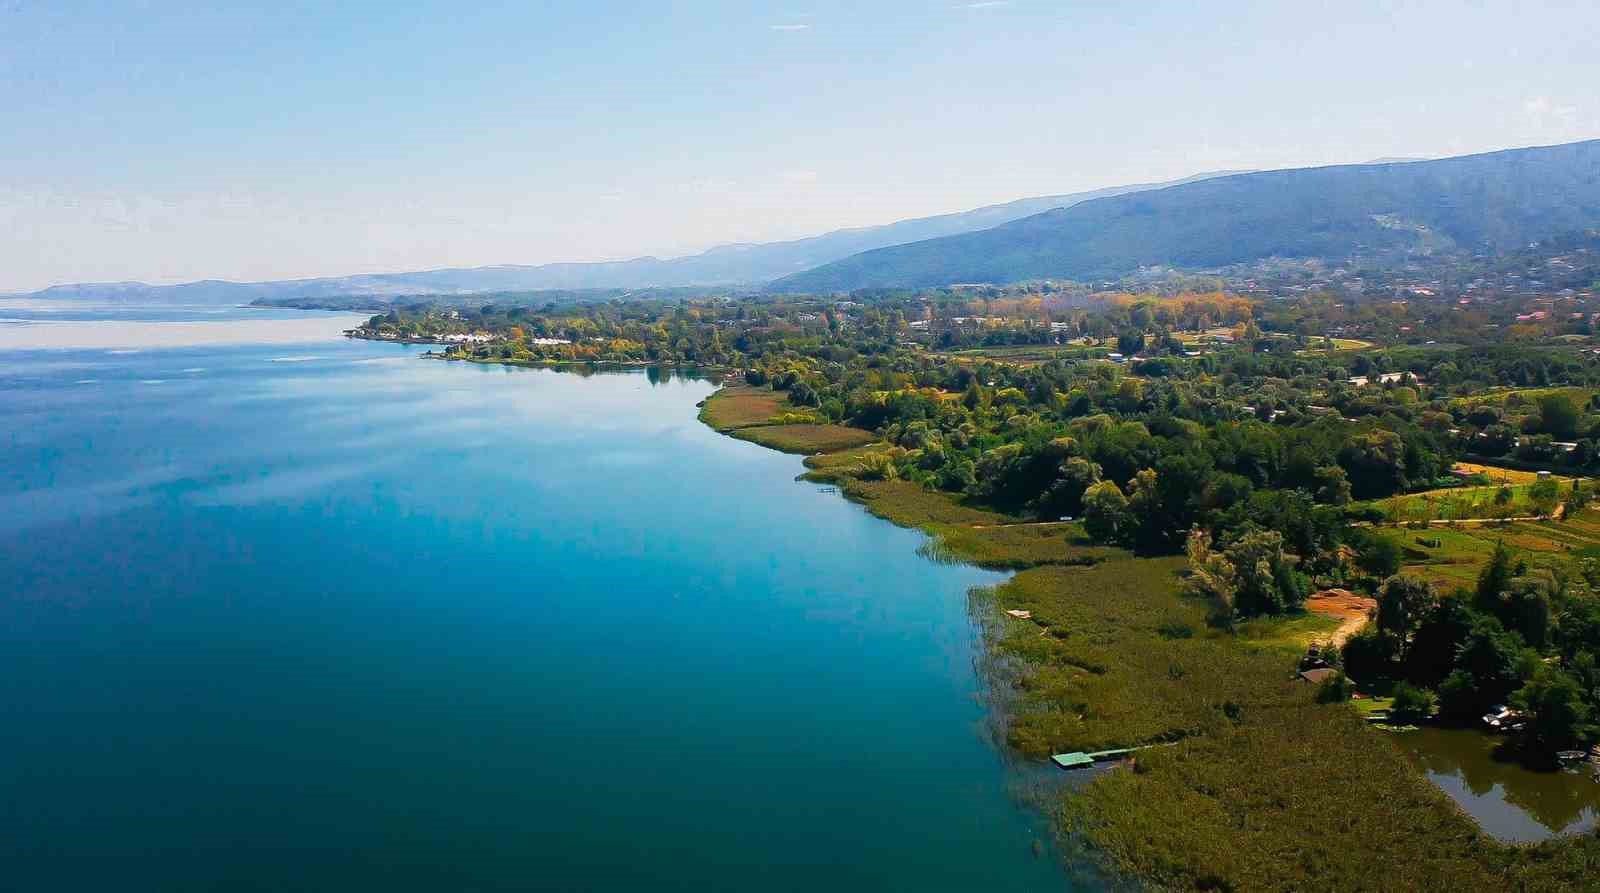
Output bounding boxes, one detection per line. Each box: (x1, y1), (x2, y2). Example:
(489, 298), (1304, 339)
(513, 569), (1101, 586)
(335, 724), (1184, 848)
(1050, 746), (1144, 770)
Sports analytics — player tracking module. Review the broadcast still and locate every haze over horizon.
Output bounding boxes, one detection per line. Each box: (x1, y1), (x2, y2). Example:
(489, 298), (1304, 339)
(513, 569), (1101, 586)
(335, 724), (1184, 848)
(5, 1), (1599, 293)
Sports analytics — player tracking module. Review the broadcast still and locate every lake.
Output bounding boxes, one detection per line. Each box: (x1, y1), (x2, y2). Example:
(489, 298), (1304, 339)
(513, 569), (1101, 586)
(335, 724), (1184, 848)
(0, 308), (1077, 891)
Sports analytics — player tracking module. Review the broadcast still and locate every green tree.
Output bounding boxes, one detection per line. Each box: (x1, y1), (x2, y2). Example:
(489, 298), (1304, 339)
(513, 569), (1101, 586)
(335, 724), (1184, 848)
(1313, 464), (1352, 506)
(1083, 480), (1131, 545)
(1536, 392), (1581, 438)
(1376, 575), (1436, 661)
(1356, 534), (1403, 578)
(1389, 682), (1435, 721)
(1223, 529), (1309, 616)
(1528, 477), (1562, 516)
(1342, 624), (1398, 683)
(1475, 541), (1515, 609)
(1184, 527), (1237, 625)
(1511, 667), (1596, 754)
(1437, 615), (1527, 720)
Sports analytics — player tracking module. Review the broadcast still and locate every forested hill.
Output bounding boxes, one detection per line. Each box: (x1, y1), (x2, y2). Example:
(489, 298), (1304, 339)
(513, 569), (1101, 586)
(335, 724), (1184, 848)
(772, 139), (1600, 293)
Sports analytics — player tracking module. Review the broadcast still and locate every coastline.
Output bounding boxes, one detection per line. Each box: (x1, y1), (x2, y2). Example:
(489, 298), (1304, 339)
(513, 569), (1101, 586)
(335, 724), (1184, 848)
(393, 355), (1600, 890)
(689, 383), (1600, 892)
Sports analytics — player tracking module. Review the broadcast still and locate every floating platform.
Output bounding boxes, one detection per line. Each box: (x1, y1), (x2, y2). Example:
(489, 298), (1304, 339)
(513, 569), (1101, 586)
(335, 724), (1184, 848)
(1050, 746), (1144, 770)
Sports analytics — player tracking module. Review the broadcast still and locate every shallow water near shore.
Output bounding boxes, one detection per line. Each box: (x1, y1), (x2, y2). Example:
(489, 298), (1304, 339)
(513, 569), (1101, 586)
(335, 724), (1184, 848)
(0, 315), (1077, 890)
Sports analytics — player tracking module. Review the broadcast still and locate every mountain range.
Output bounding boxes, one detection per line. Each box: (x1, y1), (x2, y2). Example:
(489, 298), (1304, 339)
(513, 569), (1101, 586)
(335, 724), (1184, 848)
(6, 173), (1236, 305)
(773, 140), (1600, 292)
(17, 140), (1600, 304)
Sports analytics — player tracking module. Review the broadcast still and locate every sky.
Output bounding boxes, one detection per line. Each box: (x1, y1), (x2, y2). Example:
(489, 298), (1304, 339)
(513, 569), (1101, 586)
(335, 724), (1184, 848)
(3, 0), (1599, 292)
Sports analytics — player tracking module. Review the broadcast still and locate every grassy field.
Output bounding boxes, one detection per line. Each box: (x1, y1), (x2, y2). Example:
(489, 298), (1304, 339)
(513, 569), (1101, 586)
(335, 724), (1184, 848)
(1325, 336), (1373, 350)
(1451, 461), (1545, 484)
(1448, 385), (1598, 411)
(1374, 509), (1600, 587)
(1293, 336), (1373, 351)
(1359, 478), (1571, 523)
(933, 344), (1107, 366)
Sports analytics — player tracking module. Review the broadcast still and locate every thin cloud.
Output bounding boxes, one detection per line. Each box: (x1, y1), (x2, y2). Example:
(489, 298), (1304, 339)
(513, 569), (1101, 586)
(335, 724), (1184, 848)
(1523, 96), (1578, 126)
(770, 23), (810, 31)
(959, 1), (1011, 8)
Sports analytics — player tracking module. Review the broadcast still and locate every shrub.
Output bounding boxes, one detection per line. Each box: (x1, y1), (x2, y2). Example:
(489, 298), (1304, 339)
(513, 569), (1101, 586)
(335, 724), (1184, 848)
(1316, 671), (1354, 703)
(1390, 682), (1435, 721)
(1345, 504), (1388, 524)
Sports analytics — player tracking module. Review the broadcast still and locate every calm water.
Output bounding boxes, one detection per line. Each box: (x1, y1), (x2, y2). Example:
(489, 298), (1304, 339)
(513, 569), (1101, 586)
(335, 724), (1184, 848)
(1396, 727), (1600, 843)
(0, 310), (1073, 891)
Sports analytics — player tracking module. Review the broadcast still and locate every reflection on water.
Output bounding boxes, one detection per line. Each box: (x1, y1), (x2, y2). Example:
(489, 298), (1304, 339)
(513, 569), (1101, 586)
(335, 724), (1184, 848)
(1395, 727), (1600, 843)
(0, 336), (1068, 891)
(0, 315), (370, 350)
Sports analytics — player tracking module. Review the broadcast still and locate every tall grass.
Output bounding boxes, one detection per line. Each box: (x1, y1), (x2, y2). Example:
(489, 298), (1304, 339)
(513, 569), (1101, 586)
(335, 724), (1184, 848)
(697, 386), (787, 430)
(991, 556), (1600, 891)
(731, 423), (877, 454)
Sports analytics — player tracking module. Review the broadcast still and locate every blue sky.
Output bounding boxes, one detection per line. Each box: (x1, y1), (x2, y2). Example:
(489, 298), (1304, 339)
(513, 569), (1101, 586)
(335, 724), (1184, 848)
(3, 0), (1598, 291)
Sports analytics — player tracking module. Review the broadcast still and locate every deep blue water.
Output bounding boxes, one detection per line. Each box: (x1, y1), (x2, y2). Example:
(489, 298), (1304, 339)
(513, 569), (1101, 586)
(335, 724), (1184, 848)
(0, 313), (1072, 891)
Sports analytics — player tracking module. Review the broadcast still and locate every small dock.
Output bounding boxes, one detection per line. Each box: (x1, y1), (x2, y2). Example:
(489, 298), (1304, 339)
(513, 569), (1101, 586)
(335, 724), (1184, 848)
(1050, 746), (1144, 770)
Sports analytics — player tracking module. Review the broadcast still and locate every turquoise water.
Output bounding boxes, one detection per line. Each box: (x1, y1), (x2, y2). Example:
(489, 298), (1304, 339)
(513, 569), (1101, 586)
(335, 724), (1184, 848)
(0, 313), (1074, 891)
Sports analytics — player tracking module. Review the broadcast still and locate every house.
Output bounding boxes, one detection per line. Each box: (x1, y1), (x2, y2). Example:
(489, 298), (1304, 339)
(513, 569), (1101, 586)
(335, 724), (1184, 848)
(1298, 668), (1339, 685)
(1346, 372), (1414, 387)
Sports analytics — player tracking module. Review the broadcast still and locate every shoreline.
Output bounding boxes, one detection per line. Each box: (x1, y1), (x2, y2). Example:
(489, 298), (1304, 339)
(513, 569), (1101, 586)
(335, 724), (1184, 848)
(687, 383), (1600, 891)
(409, 360), (1600, 890)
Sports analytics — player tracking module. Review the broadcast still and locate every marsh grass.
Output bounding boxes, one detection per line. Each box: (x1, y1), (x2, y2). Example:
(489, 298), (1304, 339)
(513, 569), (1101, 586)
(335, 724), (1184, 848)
(697, 386), (788, 430)
(989, 559), (1309, 756)
(730, 423), (877, 454)
(998, 558), (1600, 891)
(836, 478), (1114, 569)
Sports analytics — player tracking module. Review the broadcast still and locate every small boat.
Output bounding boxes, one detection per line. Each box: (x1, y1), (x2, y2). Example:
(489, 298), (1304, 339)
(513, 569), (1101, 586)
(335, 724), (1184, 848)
(1556, 750), (1587, 765)
(1481, 705), (1524, 731)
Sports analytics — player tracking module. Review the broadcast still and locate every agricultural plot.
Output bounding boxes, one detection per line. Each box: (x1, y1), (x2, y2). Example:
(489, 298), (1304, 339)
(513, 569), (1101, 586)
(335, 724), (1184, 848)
(1375, 509), (1600, 587)
(1360, 478), (1571, 524)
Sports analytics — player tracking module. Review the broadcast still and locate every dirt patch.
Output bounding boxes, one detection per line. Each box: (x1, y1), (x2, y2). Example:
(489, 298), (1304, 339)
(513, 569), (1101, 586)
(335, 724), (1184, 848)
(1306, 588), (1377, 645)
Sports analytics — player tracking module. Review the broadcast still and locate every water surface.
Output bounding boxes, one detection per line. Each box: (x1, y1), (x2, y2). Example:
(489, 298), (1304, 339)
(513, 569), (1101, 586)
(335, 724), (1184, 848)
(1, 317), (1071, 891)
(1395, 727), (1600, 843)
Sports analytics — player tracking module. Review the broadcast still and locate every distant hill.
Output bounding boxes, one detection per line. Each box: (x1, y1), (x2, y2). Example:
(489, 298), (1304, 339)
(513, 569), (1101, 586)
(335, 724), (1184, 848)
(7, 172), (1239, 305)
(772, 140), (1600, 293)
